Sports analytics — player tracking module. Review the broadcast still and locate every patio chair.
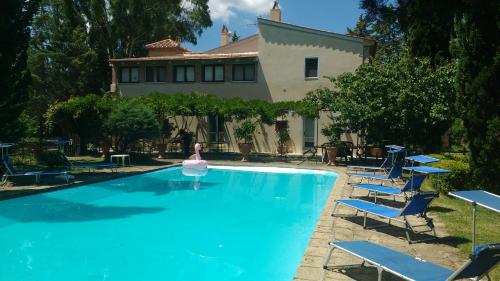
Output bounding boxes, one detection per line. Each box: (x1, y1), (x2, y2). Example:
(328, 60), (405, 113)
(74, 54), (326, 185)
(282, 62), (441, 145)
(323, 241), (500, 281)
(1, 152), (70, 185)
(350, 174), (427, 202)
(347, 161), (403, 184)
(331, 192), (437, 243)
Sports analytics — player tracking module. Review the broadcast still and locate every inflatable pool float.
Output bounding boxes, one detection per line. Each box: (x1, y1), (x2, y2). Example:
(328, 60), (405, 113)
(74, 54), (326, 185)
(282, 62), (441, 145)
(182, 143), (208, 177)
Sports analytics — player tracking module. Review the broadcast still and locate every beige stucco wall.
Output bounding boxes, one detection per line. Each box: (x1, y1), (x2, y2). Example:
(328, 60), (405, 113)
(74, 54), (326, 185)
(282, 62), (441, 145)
(257, 19), (367, 151)
(116, 60), (272, 101)
(113, 20), (369, 154)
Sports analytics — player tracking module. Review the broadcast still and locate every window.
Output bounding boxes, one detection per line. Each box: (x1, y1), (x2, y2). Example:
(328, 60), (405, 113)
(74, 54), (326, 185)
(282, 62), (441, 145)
(120, 67), (140, 83)
(145, 66), (167, 82)
(305, 58), (318, 78)
(303, 118), (316, 148)
(156, 67), (167, 82)
(175, 65), (195, 82)
(203, 65), (224, 82)
(232, 64), (256, 81)
(208, 115), (225, 142)
(146, 67), (154, 82)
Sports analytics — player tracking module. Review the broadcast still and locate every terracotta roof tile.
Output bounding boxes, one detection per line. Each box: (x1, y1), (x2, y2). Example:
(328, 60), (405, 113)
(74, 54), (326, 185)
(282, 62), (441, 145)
(144, 39), (190, 52)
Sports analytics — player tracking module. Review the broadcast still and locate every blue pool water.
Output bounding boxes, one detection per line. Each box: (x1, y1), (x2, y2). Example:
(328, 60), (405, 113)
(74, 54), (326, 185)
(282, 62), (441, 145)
(0, 166), (336, 281)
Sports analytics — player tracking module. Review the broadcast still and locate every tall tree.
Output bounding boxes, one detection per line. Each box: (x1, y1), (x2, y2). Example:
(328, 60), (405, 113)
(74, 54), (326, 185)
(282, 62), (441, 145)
(347, 15), (372, 37)
(398, 0), (461, 64)
(357, 0), (404, 59)
(110, 0), (212, 57)
(454, 0), (500, 192)
(27, 0), (99, 139)
(357, 0), (500, 192)
(0, 0), (40, 142)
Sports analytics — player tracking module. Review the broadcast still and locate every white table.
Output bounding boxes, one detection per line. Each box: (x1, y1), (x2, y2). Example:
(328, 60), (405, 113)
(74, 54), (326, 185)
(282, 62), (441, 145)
(110, 154), (131, 166)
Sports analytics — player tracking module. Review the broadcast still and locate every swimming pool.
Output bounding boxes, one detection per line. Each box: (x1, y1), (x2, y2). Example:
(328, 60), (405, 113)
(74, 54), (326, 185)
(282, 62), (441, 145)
(0, 165), (336, 281)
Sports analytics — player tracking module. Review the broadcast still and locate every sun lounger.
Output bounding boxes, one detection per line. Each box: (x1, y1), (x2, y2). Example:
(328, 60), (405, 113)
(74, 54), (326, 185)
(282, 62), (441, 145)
(67, 159), (118, 172)
(348, 161), (403, 184)
(323, 241), (500, 281)
(406, 154), (440, 165)
(350, 174), (427, 202)
(1, 153), (70, 184)
(49, 140), (117, 172)
(332, 192), (437, 243)
(348, 148), (405, 174)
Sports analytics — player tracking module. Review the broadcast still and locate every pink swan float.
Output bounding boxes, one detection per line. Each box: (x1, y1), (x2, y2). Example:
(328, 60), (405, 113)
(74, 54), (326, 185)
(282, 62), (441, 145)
(182, 143), (208, 177)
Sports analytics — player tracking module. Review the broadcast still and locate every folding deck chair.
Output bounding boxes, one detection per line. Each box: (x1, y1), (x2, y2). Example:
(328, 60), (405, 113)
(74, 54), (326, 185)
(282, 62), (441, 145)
(50, 140), (118, 172)
(323, 241), (500, 281)
(347, 161), (404, 184)
(348, 147), (405, 174)
(66, 157), (118, 172)
(350, 174), (427, 202)
(1, 152), (70, 184)
(332, 192), (437, 243)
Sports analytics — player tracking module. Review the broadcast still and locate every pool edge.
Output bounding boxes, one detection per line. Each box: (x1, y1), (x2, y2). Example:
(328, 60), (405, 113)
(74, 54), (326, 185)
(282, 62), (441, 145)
(293, 166), (348, 281)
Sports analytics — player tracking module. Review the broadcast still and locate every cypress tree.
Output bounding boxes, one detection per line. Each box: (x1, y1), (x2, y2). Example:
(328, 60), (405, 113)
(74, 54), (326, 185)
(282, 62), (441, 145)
(0, 0), (40, 141)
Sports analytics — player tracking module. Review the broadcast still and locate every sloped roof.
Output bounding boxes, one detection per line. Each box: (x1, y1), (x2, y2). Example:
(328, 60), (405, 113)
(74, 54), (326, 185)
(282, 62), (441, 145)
(145, 38), (190, 52)
(205, 34), (258, 54)
(109, 52), (258, 62)
(257, 18), (376, 45)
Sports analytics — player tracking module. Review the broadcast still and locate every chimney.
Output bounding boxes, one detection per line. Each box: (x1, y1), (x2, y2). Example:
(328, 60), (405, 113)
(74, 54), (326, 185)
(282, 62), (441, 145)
(221, 24), (229, 46)
(271, 1), (281, 22)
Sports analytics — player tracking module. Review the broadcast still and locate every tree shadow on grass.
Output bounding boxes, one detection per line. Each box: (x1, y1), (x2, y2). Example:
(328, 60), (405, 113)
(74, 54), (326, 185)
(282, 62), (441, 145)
(428, 205), (455, 213)
(0, 195), (164, 224)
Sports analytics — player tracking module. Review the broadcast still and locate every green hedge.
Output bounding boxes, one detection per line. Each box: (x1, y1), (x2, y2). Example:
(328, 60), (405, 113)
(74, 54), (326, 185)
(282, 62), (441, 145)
(428, 153), (477, 193)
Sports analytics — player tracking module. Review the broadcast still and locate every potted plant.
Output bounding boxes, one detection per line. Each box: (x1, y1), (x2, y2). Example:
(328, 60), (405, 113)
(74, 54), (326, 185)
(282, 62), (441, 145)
(276, 122), (291, 157)
(234, 120), (256, 161)
(322, 123), (342, 166)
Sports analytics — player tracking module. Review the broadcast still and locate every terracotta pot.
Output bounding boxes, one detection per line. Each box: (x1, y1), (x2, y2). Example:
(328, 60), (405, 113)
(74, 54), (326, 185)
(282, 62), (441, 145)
(101, 142), (111, 160)
(277, 145), (288, 156)
(370, 147), (383, 158)
(238, 143), (250, 162)
(157, 143), (167, 159)
(326, 146), (338, 166)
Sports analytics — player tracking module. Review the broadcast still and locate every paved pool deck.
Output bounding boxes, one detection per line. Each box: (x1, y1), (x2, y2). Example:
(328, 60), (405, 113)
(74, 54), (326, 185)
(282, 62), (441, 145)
(0, 159), (465, 281)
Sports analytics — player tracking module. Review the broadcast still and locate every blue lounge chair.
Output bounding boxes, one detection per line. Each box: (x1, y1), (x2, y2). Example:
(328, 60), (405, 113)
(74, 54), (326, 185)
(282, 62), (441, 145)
(348, 148), (405, 174)
(347, 161), (403, 184)
(1, 152), (70, 184)
(350, 174), (427, 202)
(49, 140), (118, 172)
(332, 192), (437, 243)
(323, 241), (500, 281)
(64, 155), (118, 172)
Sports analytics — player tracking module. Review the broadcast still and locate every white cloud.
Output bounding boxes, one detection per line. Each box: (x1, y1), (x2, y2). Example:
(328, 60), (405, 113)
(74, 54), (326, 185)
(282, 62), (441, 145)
(208, 0), (275, 22)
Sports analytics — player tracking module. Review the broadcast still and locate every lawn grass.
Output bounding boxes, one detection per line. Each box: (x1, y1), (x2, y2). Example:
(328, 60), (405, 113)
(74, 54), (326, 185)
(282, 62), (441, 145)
(423, 179), (500, 279)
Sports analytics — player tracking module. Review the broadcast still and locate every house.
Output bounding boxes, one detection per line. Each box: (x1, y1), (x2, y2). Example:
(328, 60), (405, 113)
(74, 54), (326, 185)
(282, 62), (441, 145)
(109, 2), (376, 155)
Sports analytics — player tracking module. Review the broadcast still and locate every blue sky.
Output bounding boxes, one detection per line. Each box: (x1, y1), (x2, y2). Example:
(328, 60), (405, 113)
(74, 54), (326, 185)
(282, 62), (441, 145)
(184, 0), (364, 52)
